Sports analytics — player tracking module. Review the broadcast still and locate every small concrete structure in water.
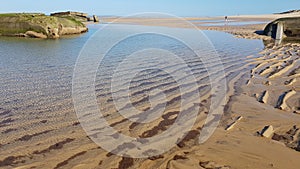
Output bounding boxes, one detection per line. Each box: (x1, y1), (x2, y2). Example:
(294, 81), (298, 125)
(264, 17), (300, 41)
(275, 22), (284, 40)
(51, 11), (100, 23)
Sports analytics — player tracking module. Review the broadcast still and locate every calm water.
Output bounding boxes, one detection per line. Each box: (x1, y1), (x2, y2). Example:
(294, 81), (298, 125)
(0, 24), (263, 142)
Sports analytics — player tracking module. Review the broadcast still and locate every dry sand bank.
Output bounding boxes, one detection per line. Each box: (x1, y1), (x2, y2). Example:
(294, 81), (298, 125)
(102, 16), (270, 40)
(102, 12), (300, 40)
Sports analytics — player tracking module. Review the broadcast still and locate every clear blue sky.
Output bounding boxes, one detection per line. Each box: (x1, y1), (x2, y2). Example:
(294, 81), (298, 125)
(1, 0), (300, 16)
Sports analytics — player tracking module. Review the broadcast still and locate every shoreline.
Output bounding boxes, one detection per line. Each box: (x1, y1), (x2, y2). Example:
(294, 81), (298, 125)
(101, 12), (300, 40)
(0, 14), (299, 169)
(102, 16), (271, 41)
(101, 14), (300, 168)
(200, 17), (300, 169)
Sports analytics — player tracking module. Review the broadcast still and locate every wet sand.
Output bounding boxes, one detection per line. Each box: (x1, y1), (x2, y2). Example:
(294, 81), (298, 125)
(1, 13), (300, 169)
(205, 42), (300, 169)
(101, 14), (300, 169)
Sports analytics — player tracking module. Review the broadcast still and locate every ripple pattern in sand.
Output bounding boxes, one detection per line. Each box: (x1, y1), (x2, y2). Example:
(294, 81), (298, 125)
(0, 26), (263, 168)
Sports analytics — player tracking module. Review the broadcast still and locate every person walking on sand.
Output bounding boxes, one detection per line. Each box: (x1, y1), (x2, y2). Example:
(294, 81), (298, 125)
(225, 16), (228, 25)
(225, 16), (228, 22)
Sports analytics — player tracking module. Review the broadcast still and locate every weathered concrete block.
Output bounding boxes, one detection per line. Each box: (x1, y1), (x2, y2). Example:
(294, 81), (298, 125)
(93, 15), (99, 22)
(275, 22), (283, 40)
(87, 17), (94, 22)
(25, 31), (47, 38)
(264, 17), (300, 40)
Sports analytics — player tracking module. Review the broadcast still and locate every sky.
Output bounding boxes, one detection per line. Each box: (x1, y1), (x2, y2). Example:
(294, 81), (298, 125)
(0, 0), (300, 17)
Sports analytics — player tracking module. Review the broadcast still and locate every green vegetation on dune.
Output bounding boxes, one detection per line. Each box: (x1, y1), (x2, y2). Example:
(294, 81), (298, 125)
(0, 13), (45, 17)
(56, 16), (85, 27)
(0, 12), (87, 38)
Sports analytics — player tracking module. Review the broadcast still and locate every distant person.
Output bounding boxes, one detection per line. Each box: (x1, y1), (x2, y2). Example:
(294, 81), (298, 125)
(225, 16), (228, 22)
(225, 16), (228, 26)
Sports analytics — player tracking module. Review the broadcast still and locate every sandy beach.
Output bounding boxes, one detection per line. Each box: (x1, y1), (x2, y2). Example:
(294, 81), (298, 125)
(93, 13), (300, 168)
(102, 12), (300, 40)
(99, 14), (300, 169)
(0, 12), (300, 169)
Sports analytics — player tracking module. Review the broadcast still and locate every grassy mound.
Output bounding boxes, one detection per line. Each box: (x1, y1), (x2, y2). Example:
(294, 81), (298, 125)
(0, 13), (87, 38)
